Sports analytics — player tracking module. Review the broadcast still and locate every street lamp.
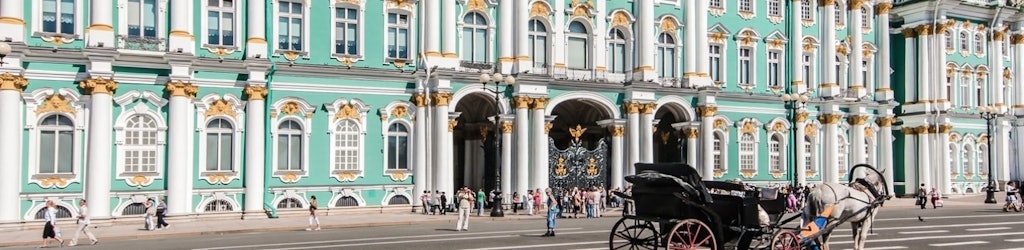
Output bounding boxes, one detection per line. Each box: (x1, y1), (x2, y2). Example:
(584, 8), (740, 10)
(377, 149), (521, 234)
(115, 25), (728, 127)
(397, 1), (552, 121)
(979, 105), (1000, 204)
(780, 93), (810, 187)
(480, 72), (515, 217)
(0, 42), (11, 67)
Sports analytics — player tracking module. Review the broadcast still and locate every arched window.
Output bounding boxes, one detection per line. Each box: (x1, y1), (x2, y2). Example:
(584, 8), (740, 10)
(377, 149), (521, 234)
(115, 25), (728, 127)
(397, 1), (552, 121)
(835, 3), (845, 26)
(336, 196), (359, 207)
(277, 198), (303, 209)
(944, 30), (953, 51)
(979, 144), (988, 176)
(388, 195), (410, 205)
(528, 19), (548, 69)
(276, 120), (303, 171)
(607, 28), (628, 73)
(126, 0), (158, 38)
(123, 115), (159, 173)
(838, 135), (848, 175)
(739, 133), (756, 172)
(656, 32), (675, 78)
(959, 32), (970, 52)
(960, 71), (971, 107)
(860, 6), (871, 29)
(34, 206), (72, 220)
(386, 123), (410, 170)
(121, 203), (146, 215)
(800, 0), (813, 21)
(713, 132), (724, 171)
(974, 33), (985, 54)
(566, 21), (589, 70)
(462, 12), (488, 62)
(39, 115), (74, 174)
(205, 118), (234, 171)
(41, 0), (76, 35)
(804, 135), (815, 173)
(334, 120), (360, 171)
(963, 144), (973, 175)
(769, 134), (783, 173)
(949, 144), (958, 176)
(204, 200), (233, 212)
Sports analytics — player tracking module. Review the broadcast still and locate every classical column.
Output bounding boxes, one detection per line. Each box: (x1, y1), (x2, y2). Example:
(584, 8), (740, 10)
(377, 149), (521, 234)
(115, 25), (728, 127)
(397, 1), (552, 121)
(88, 0), (116, 47)
(635, 0), (655, 81)
(609, 125), (625, 189)
(848, 115), (868, 169)
(790, 0), (805, 94)
(432, 93), (453, 193)
(168, 0), (193, 53)
(902, 28), (918, 101)
(849, 1), (865, 97)
(165, 81), (199, 216)
(698, 106), (716, 181)
(902, 127), (919, 196)
(993, 29), (1007, 109)
(876, 117), (896, 195)
(874, 3), (894, 101)
(917, 126), (933, 190)
(795, 112), (808, 186)
(0, 73), (27, 222)
(242, 85), (267, 217)
(684, 128), (699, 168)
(999, 120), (1012, 184)
(0, 0), (25, 42)
(81, 78), (117, 218)
(1014, 34), (1024, 116)
(412, 93), (428, 209)
(625, 103), (641, 172)
(916, 25), (932, 104)
(513, 96), (531, 197)
(514, 0), (531, 69)
(500, 119), (513, 201)
(640, 103), (655, 163)
(820, 114), (842, 183)
(936, 21), (953, 105)
(593, 0), (607, 74)
(498, 0), (514, 72)
(694, 0), (709, 80)
(551, 0), (566, 74)
(246, 0), (267, 58)
(443, 114), (457, 193)
(530, 98), (549, 191)
(423, 0), (441, 59)
(683, 0), (697, 78)
(938, 124), (952, 194)
(442, 0), (456, 58)
(819, 0), (839, 97)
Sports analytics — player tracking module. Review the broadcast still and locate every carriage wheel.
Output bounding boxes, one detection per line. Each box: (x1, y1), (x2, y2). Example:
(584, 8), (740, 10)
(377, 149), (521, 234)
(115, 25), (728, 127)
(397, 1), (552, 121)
(665, 219), (717, 250)
(770, 231), (800, 250)
(609, 217), (660, 250)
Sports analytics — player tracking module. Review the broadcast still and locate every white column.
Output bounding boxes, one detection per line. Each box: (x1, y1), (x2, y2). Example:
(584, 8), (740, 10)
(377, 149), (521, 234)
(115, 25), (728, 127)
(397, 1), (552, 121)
(877, 117), (895, 195)
(610, 125), (624, 189)
(245, 0), (267, 58)
(242, 86), (265, 216)
(530, 98), (550, 192)
(1015, 34), (1024, 116)
(999, 121), (1012, 184)
(551, 0), (566, 74)
(593, 0), (607, 75)
(795, 114), (807, 186)
(464, 139), (476, 189)
(938, 124), (952, 194)
(626, 103), (641, 173)
(685, 128), (698, 168)
(917, 25), (931, 104)
(433, 93), (454, 193)
(790, 0), (805, 94)
(875, 3), (893, 101)
(849, 115), (867, 168)
(903, 29), (917, 101)
(514, 97), (530, 197)
(694, 0), (709, 79)
(636, 0), (655, 81)
(515, 0), (531, 69)
(0, 0), (26, 42)
(699, 107), (716, 181)
(849, 2), (865, 97)
(442, 114), (456, 193)
(936, 24), (950, 105)
(412, 93), (427, 208)
(640, 104), (654, 163)
(424, 0), (441, 58)
(500, 120), (512, 201)
(994, 32), (1006, 109)
(683, 0), (696, 78)
(168, 0), (193, 53)
(88, 0), (116, 47)
(0, 74), (27, 222)
(498, 0), (514, 72)
(918, 127), (932, 190)
(820, 2), (839, 96)
(165, 82), (198, 216)
(1015, 120), (1024, 182)
(822, 114), (840, 183)
(82, 78), (116, 218)
(442, 0), (456, 58)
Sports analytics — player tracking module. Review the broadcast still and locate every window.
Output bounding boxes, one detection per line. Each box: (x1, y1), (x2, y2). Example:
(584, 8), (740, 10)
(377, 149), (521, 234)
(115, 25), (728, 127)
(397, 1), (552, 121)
(949, 144), (958, 175)
(710, 45), (723, 83)
(944, 31), (953, 51)
(386, 123), (410, 170)
(963, 144), (972, 175)
(769, 135), (782, 172)
(960, 72), (971, 107)
(656, 33), (676, 78)
(336, 196), (359, 207)
(977, 74), (986, 106)
(38, 115), (74, 174)
(738, 48), (752, 85)
(123, 115), (158, 173)
(768, 0), (781, 17)
(205, 119), (233, 171)
(974, 33), (985, 54)
(567, 21), (589, 69)
(42, 0), (76, 34)
(277, 0), (304, 51)
(462, 13), (488, 62)
(334, 6), (358, 55)
(804, 136), (815, 173)
(768, 50), (781, 88)
(121, 203), (146, 215)
(945, 72), (953, 103)
(713, 132), (724, 171)
(739, 0), (753, 13)
(276, 120), (303, 171)
(528, 19), (548, 68)
(207, 0), (235, 46)
(739, 133), (756, 172)
(607, 28), (628, 73)
(979, 144), (988, 176)
(802, 53), (814, 87)
(838, 135), (848, 175)
(387, 12), (410, 59)
(34, 206), (72, 220)
(388, 196), (410, 205)
(334, 120), (360, 171)
(710, 0), (722, 9)
(204, 200), (233, 212)
(861, 6), (871, 29)
(277, 198), (303, 209)
(126, 0), (157, 38)
(863, 60), (871, 90)
(959, 32), (969, 52)
(801, 0), (813, 21)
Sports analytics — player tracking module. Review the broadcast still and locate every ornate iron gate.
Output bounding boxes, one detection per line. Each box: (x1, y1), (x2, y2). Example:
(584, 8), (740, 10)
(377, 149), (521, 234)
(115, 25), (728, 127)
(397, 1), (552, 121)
(548, 125), (608, 192)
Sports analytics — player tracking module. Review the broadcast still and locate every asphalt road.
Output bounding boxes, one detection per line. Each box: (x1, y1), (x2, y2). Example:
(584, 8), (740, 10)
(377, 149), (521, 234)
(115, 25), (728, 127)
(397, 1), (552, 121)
(8, 205), (1024, 250)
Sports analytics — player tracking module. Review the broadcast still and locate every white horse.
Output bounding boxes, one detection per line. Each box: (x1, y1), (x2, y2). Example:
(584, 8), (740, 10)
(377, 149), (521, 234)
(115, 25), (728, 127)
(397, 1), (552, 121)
(802, 172), (887, 250)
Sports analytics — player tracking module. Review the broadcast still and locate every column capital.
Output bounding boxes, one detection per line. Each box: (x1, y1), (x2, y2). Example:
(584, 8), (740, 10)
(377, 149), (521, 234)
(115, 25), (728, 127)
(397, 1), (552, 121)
(875, 116), (897, 127)
(609, 125), (625, 137)
(937, 20), (956, 33)
(623, 102), (641, 114)
(0, 73), (29, 92)
(448, 119), (458, 132)
(512, 96), (532, 109)
(165, 81), (199, 98)
(684, 128), (699, 139)
(818, 0), (836, 7)
(875, 2), (893, 14)
(79, 77), (118, 95)
(846, 115), (871, 125)
(432, 92), (454, 106)
(501, 121), (513, 134)
(529, 97), (549, 110)
(243, 85), (268, 100)
(544, 122), (553, 134)
(1012, 34), (1024, 45)
(640, 103), (657, 114)
(993, 30), (1007, 41)
(901, 127), (917, 135)
(914, 24), (932, 36)
(848, 0), (865, 10)
(411, 93), (428, 107)
(697, 106), (718, 117)
(938, 124), (953, 134)
(795, 112), (810, 123)
(818, 114), (844, 124)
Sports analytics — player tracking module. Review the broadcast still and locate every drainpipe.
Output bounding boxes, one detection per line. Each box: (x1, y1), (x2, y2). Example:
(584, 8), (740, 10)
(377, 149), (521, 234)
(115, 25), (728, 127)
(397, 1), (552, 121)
(263, 64), (278, 218)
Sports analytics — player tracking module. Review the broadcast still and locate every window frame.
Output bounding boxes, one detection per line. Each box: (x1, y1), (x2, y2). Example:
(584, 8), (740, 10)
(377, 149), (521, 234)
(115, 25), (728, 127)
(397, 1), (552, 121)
(767, 49), (782, 89)
(274, 119), (305, 172)
(331, 2), (365, 60)
(709, 43), (725, 85)
(460, 11), (491, 63)
(949, 143), (959, 176)
(201, 0), (240, 50)
(528, 19), (550, 70)
(860, 6), (872, 31)
(267, 99), (315, 182)
(803, 52), (816, 89)
(566, 20), (591, 70)
(738, 0), (754, 14)
(713, 131), (727, 174)
(384, 122), (412, 171)
(838, 133), (849, 176)
(33, 0), (84, 37)
(738, 47), (753, 87)
(655, 32), (677, 79)
(333, 119), (362, 172)
(326, 99), (369, 182)
(272, 0), (311, 55)
(195, 96), (245, 184)
(963, 143), (973, 176)
(959, 31), (970, 53)
(801, 0), (814, 23)
(960, 69), (971, 108)
(769, 134), (784, 173)
(835, 1), (846, 28)
(116, 0), (167, 52)
(978, 143), (988, 176)
(37, 115), (76, 175)
(607, 27), (630, 73)
(974, 32), (986, 56)
(804, 134), (817, 176)
(23, 90), (85, 189)
(738, 132), (757, 174)
(385, 11), (413, 60)
(944, 30), (954, 52)
(113, 100), (168, 185)
(768, 0), (782, 19)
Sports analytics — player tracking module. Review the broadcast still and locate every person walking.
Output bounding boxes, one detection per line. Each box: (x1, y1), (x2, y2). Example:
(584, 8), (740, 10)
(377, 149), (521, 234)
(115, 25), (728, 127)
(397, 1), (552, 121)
(430, 191), (441, 215)
(306, 196), (321, 231)
(440, 192), (448, 215)
(144, 198), (157, 231)
(512, 191), (521, 214)
(420, 191), (430, 214)
(917, 184), (928, 209)
(928, 188), (941, 209)
(39, 200), (64, 248)
(525, 190), (534, 215)
(156, 198), (170, 230)
(542, 188), (559, 237)
(68, 199), (98, 246)
(476, 188), (486, 216)
(455, 187), (475, 231)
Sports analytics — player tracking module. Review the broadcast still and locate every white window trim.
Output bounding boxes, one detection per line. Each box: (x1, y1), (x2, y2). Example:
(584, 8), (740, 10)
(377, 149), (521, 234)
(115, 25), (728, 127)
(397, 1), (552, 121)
(606, 27), (633, 74)
(737, 133), (759, 175)
(269, 98), (316, 183)
(565, 18), (593, 70)
(271, 0), (312, 57)
(382, 121), (413, 175)
(949, 143), (959, 176)
(195, 192), (241, 213)
(200, 0), (243, 54)
(944, 30), (955, 53)
(113, 90), (168, 187)
(766, 49), (784, 91)
(805, 134), (818, 178)
(195, 94), (245, 185)
(528, 18), (553, 71)
(801, 0), (815, 27)
(959, 70), (971, 108)
(330, 1), (366, 63)
(378, 101), (415, 180)
(737, 47), (755, 88)
(381, 189), (412, 206)
(838, 132), (849, 176)
(31, 0), (84, 41)
(803, 52), (817, 91)
(382, 5), (418, 62)
(22, 88), (86, 189)
(655, 32), (679, 80)
(328, 188), (366, 208)
(974, 32), (986, 57)
(458, 10), (495, 63)
(325, 98), (370, 182)
(269, 192), (310, 211)
(737, 0), (755, 19)
(835, 1), (847, 29)
(713, 130), (730, 177)
(768, 133), (786, 175)
(116, 0), (169, 53)
(767, 0), (783, 23)
(959, 31), (971, 56)
(860, 5), (872, 32)
(709, 43), (726, 87)
(709, 0), (725, 16)
(978, 143), (988, 176)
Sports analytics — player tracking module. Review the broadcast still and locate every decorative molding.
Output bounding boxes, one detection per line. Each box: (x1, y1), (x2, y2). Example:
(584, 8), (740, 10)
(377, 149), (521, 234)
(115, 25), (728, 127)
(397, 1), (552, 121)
(697, 106), (718, 117)
(35, 94), (77, 116)
(623, 102), (641, 114)
(818, 0), (836, 7)
(513, 96), (532, 109)
(0, 73), (29, 92)
(530, 97), (549, 110)
(609, 126), (625, 137)
(544, 122), (553, 134)
(501, 121), (513, 134)
(795, 112), (810, 123)
(243, 86), (268, 100)
(569, 125), (587, 143)
(390, 105), (409, 119)
(902, 28), (917, 38)
(35, 177), (71, 188)
(875, 2), (892, 14)
(530, 1), (551, 17)
(684, 128), (698, 139)
(818, 114), (843, 124)
(79, 77), (119, 95)
(389, 171), (409, 182)
(1012, 34), (1024, 45)
(431, 92), (453, 106)
(874, 117), (896, 127)
(639, 103), (657, 114)
(335, 104), (362, 120)
(164, 81), (199, 98)
(411, 93), (428, 107)
(846, 115), (870, 125)
(205, 99), (237, 118)
(448, 120), (458, 132)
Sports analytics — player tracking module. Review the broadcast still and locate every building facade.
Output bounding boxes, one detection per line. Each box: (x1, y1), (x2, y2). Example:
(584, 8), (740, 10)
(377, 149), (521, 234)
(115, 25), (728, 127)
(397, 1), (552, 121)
(0, 0), (1016, 223)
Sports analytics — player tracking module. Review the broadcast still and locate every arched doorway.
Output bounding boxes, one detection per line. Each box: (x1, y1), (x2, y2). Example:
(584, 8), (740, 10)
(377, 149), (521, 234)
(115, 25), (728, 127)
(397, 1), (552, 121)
(653, 103), (692, 163)
(452, 92), (503, 192)
(548, 99), (614, 192)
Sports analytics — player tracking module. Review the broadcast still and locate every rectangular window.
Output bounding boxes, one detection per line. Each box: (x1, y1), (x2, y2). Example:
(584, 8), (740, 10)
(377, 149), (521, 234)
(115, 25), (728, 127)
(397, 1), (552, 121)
(960, 76), (971, 107)
(42, 0), (76, 35)
(977, 78), (984, 107)
(529, 33), (547, 68)
(861, 8), (870, 28)
(207, 0), (235, 46)
(387, 13), (410, 59)
(769, 0), (781, 16)
(739, 48), (752, 85)
(219, 134), (232, 171)
(205, 134), (219, 171)
(803, 54), (813, 86)
(804, 138), (814, 172)
(278, 1), (304, 51)
(388, 135), (409, 170)
(769, 139), (781, 172)
(713, 135), (722, 170)
(127, 0), (158, 38)
(710, 0), (722, 9)
(801, 0), (813, 20)
(739, 0), (752, 12)
(710, 45), (722, 82)
(658, 46), (675, 78)
(334, 7), (358, 55)
(567, 37), (588, 69)
(768, 50), (780, 88)
(609, 42), (625, 73)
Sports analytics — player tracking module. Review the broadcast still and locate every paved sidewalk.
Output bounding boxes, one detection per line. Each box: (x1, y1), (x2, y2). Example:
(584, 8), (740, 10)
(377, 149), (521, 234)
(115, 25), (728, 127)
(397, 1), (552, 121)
(881, 193), (992, 208)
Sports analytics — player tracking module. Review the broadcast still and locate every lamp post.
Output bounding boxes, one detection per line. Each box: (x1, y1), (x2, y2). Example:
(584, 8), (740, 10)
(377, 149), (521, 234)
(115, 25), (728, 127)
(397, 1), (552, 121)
(480, 72), (515, 217)
(979, 105), (999, 204)
(780, 93), (810, 187)
(0, 42), (11, 67)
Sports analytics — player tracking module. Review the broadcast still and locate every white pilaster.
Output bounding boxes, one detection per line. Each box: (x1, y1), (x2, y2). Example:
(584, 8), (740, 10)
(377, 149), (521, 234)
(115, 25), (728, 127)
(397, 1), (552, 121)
(88, 0), (116, 47)
(442, 0), (456, 58)
(514, 97), (530, 197)
(877, 116), (895, 195)
(82, 78), (116, 219)
(611, 125), (625, 189)
(1015, 34), (1024, 116)
(904, 29), (917, 101)
(694, 0), (709, 82)
(242, 85), (266, 217)
(938, 124), (951, 195)
(593, 0), (607, 74)
(790, 0), (805, 94)
(918, 128), (932, 190)
(412, 93), (427, 208)
(999, 120), (1012, 184)
(683, 0), (696, 78)
(164, 81), (197, 216)
(246, 0), (267, 58)
(849, 3), (865, 98)
(433, 92), (453, 193)
(1015, 120), (1024, 181)
(500, 119), (512, 201)
(820, 2), (839, 97)
(875, 3), (894, 101)
(685, 128), (698, 169)
(0, 0), (25, 42)
(993, 33), (1006, 109)
(498, 0), (514, 73)
(936, 23), (949, 106)
(168, 0), (193, 54)
(551, 0), (566, 74)
(0, 73), (27, 222)
(917, 27), (931, 104)
(849, 115), (867, 171)
(530, 98), (550, 192)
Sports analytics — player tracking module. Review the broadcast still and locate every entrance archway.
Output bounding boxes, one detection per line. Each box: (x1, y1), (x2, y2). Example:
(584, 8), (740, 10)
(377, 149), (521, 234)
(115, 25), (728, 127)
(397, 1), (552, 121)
(653, 102), (693, 163)
(548, 98), (615, 192)
(452, 92), (504, 192)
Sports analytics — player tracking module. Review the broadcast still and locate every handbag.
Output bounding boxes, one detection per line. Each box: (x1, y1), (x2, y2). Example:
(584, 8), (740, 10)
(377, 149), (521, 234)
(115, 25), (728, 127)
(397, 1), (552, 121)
(914, 198), (924, 206)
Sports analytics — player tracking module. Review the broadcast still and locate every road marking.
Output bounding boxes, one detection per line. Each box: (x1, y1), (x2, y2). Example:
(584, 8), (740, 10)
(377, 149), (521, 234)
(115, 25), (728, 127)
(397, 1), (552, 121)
(841, 247), (907, 250)
(270, 231), (609, 250)
(190, 227), (585, 250)
(469, 240), (606, 250)
(995, 248), (1024, 250)
(897, 230), (949, 234)
(966, 227), (1011, 231)
(874, 213), (1017, 222)
(829, 231), (1024, 245)
(1006, 239), (1024, 242)
(834, 221), (1022, 232)
(929, 241), (988, 247)
(831, 233), (877, 238)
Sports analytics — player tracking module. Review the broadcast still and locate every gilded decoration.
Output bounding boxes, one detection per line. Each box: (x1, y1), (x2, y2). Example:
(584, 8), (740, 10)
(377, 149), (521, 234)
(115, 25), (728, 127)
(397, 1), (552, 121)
(875, 2), (892, 14)
(684, 128), (699, 139)
(389, 172), (408, 182)
(390, 106), (409, 119)
(623, 102), (641, 114)
(818, 114), (843, 124)
(586, 157), (599, 176)
(1005, 68), (1013, 80)
(37, 177), (69, 188)
(164, 81), (199, 98)
(570, 0), (595, 18)
(79, 77), (119, 95)
(710, 31), (727, 43)
(865, 127), (874, 139)
(35, 94), (76, 116)
(530, 97), (549, 110)
(805, 124), (818, 137)
(848, 0), (864, 10)
(0, 73), (29, 91)
(501, 121), (513, 134)
(771, 123), (786, 134)
(697, 106), (718, 117)
(901, 28), (917, 38)
(448, 120), (458, 132)
(386, 0), (414, 9)
(530, 1), (550, 17)
(915, 24), (931, 36)
(243, 85), (268, 100)
(771, 172), (784, 179)
(949, 134), (959, 142)
(432, 92), (453, 106)
(939, 125), (953, 134)
(994, 30), (1007, 41)
(479, 126), (490, 139)
(795, 112), (810, 123)
(836, 44), (848, 56)
(127, 175), (151, 187)
(279, 102), (301, 116)
(640, 103), (657, 114)
(335, 104), (361, 120)
(411, 93), (428, 107)
(609, 126), (625, 137)
(1012, 34), (1024, 45)
(740, 122), (757, 134)
(739, 30), (757, 46)
(847, 115), (870, 125)
(544, 122), (553, 134)
(936, 20), (955, 33)
(660, 131), (672, 145)
(554, 157), (568, 176)
(513, 96), (532, 109)
(205, 99), (237, 118)
(818, 0), (836, 7)
(740, 170), (756, 178)
(611, 11), (630, 28)
(466, 0), (486, 11)
(713, 169), (724, 178)
(875, 117), (896, 127)
(207, 174), (231, 184)
(660, 19), (677, 32)
(336, 172), (358, 182)
(803, 38), (816, 52)
(281, 173), (300, 183)
(713, 118), (726, 130)
(569, 125), (587, 143)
